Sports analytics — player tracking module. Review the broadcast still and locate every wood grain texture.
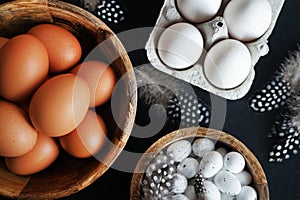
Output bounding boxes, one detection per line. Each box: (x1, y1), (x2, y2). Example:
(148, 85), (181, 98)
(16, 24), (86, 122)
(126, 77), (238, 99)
(0, 0), (136, 199)
(130, 127), (269, 200)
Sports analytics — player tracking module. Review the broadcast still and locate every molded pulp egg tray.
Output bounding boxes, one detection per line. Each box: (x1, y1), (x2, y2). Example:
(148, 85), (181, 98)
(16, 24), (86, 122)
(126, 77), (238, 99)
(146, 0), (285, 100)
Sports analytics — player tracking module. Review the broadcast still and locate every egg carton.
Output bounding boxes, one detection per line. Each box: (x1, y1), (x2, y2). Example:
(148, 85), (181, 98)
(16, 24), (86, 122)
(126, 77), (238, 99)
(145, 0), (285, 100)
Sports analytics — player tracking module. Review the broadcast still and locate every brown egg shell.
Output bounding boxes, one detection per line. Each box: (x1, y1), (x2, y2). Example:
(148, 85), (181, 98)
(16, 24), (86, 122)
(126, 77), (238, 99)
(71, 60), (118, 107)
(27, 24), (82, 73)
(5, 132), (60, 176)
(0, 100), (38, 157)
(29, 74), (90, 137)
(59, 110), (108, 159)
(0, 34), (49, 102)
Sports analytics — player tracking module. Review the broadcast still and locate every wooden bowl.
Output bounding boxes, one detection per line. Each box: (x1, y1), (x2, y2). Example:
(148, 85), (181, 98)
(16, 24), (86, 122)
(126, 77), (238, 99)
(0, 0), (136, 199)
(130, 127), (269, 200)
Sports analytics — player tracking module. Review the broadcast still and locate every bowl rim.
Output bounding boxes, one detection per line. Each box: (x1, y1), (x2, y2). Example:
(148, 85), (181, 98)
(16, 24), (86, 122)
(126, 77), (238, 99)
(130, 127), (269, 200)
(0, 0), (137, 199)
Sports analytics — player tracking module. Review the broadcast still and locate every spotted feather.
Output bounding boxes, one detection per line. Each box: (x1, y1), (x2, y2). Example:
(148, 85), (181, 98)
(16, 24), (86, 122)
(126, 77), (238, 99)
(167, 91), (211, 128)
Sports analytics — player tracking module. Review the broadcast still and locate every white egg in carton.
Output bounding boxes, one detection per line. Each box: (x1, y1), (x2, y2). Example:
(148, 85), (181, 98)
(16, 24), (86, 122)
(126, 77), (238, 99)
(145, 0), (285, 100)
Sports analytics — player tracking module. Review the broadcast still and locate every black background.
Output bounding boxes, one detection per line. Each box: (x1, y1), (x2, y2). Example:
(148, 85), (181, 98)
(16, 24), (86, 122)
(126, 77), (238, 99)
(0, 0), (300, 199)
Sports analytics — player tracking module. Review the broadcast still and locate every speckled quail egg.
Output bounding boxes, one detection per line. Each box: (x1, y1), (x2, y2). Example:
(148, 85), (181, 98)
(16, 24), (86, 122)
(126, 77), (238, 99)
(236, 186), (257, 200)
(177, 157), (199, 179)
(224, 151), (246, 173)
(167, 140), (192, 162)
(199, 151), (223, 178)
(192, 138), (215, 158)
(214, 170), (242, 195)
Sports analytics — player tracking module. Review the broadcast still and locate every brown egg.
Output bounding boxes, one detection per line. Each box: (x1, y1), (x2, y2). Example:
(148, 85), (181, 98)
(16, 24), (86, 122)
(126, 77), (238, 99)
(59, 110), (108, 158)
(0, 34), (49, 102)
(5, 132), (60, 175)
(71, 61), (118, 107)
(28, 24), (82, 73)
(29, 74), (90, 137)
(0, 100), (38, 157)
(0, 37), (8, 48)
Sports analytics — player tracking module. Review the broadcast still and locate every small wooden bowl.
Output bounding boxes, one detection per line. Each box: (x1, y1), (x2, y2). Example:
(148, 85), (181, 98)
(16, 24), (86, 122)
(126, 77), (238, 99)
(130, 127), (269, 200)
(0, 0), (136, 199)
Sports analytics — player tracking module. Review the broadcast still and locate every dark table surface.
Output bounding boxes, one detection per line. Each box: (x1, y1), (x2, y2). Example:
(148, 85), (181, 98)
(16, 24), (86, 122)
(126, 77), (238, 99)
(0, 0), (300, 199)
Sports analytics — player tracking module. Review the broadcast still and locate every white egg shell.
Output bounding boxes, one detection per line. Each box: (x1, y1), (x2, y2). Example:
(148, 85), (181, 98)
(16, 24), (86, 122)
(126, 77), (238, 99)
(236, 186), (257, 200)
(234, 170), (253, 186)
(171, 173), (188, 194)
(192, 138), (215, 158)
(198, 181), (221, 200)
(216, 147), (227, 158)
(203, 39), (252, 89)
(199, 151), (223, 178)
(221, 193), (236, 200)
(177, 157), (199, 179)
(223, 0), (272, 42)
(176, 0), (222, 23)
(157, 22), (204, 70)
(214, 170), (242, 195)
(167, 140), (192, 162)
(169, 194), (189, 200)
(184, 185), (197, 200)
(224, 152), (246, 173)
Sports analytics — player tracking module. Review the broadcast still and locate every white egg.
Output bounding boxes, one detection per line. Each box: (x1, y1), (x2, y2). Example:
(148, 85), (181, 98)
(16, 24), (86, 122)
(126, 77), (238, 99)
(214, 170), (242, 195)
(234, 170), (253, 186)
(224, 151), (246, 173)
(199, 151), (223, 178)
(198, 181), (221, 200)
(203, 39), (251, 89)
(236, 186), (258, 200)
(177, 157), (199, 179)
(167, 139), (192, 162)
(223, 0), (272, 42)
(157, 22), (204, 70)
(176, 0), (222, 23)
(171, 173), (188, 194)
(192, 138), (215, 158)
